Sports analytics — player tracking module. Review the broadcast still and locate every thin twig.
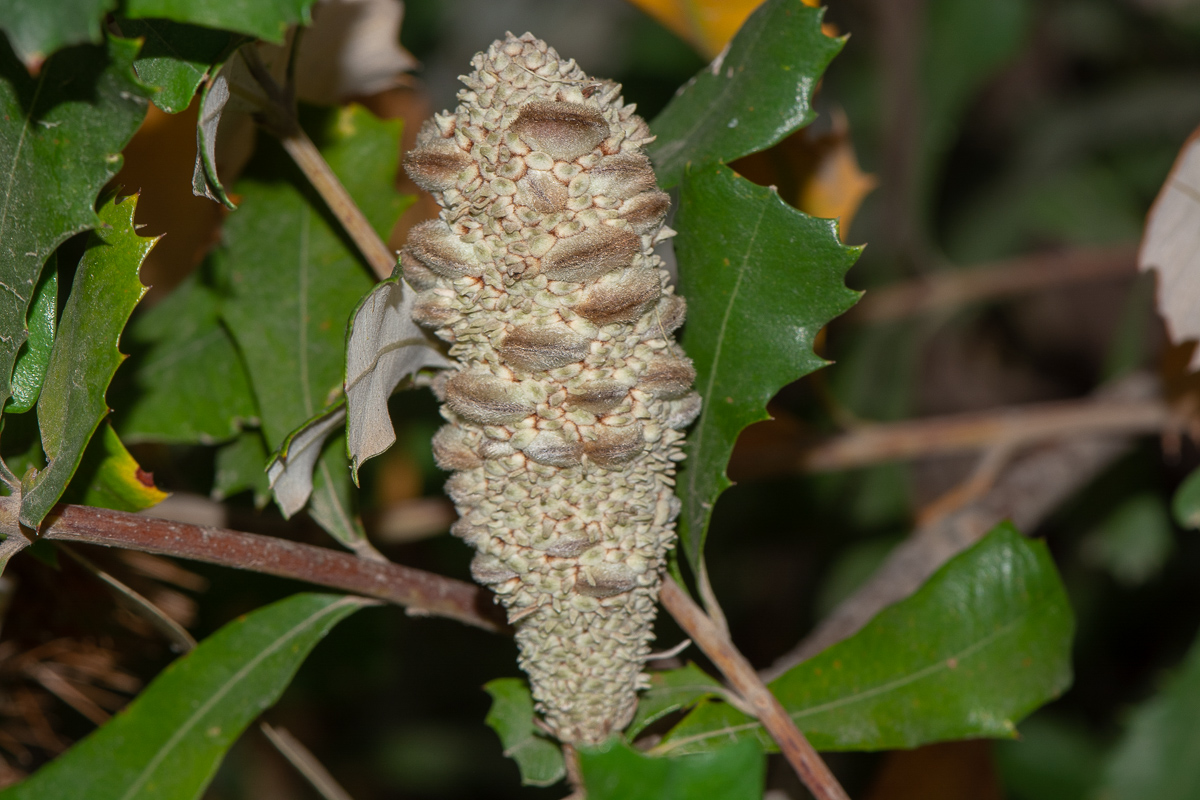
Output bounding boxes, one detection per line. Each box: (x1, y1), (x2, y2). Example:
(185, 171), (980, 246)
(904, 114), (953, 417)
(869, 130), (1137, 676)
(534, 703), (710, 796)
(849, 244), (1137, 324)
(242, 44), (396, 281)
(763, 375), (1159, 679)
(659, 577), (851, 800)
(795, 394), (1169, 474)
(261, 724), (356, 800)
(279, 130), (396, 280)
(58, 545), (195, 652)
(0, 498), (507, 634)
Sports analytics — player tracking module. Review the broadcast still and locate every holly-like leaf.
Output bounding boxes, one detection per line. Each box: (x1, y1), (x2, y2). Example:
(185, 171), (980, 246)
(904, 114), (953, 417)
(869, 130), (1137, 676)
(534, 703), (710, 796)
(19, 195), (154, 530)
(6, 256), (56, 415)
(1097, 626), (1200, 800)
(580, 737), (764, 800)
(0, 593), (368, 800)
(215, 105), (408, 542)
(213, 429), (270, 506)
(655, 523), (1074, 755)
(119, 267), (258, 445)
(62, 422), (168, 513)
(674, 164), (859, 571)
(0, 0), (114, 69)
(118, 18), (244, 114)
(0, 36), (150, 414)
(122, 0), (315, 45)
(345, 275), (450, 483)
(483, 678), (566, 788)
(624, 0), (769, 59)
(647, 0), (844, 190)
(627, 663), (724, 740)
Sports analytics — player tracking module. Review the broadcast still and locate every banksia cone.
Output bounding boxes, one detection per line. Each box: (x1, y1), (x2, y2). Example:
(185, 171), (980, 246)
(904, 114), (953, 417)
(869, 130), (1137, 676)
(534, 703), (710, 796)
(403, 32), (699, 745)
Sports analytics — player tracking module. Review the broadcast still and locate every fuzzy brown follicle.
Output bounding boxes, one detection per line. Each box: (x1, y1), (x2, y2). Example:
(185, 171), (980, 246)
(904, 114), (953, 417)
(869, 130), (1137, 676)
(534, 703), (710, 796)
(403, 32), (699, 745)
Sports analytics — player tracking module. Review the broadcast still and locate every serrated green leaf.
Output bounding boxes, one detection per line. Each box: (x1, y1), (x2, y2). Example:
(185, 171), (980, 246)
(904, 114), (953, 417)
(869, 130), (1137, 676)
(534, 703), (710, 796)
(647, 0), (843, 190)
(19, 195), (154, 530)
(213, 429), (270, 506)
(1096, 627), (1200, 800)
(0, 593), (368, 800)
(674, 164), (860, 571)
(0, 0), (114, 68)
(0, 36), (150, 415)
(656, 523), (1074, 755)
(6, 256), (55, 415)
(118, 266), (258, 445)
(215, 105), (409, 541)
(61, 422), (167, 513)
(627, 663), (724, 741)
(483, 678), (565, 788)
(119, 18), (244, 114)
(123, 0), (315, 45)
(580, 737), (764, 800)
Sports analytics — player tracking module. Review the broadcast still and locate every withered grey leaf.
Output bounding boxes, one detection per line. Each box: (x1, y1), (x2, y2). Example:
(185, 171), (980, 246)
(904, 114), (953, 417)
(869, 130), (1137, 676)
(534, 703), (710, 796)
(192, 48), (265, 209)
(266, 402), (346, 518)
(1141, 126), (1200, 370)
(345, 275), (452, 482)
(294, 0), (418, 105)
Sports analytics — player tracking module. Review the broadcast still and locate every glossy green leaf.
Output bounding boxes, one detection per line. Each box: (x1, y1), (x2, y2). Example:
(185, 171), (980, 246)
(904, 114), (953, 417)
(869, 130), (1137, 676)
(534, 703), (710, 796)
(580, 738), (764, 800)
(1173, 465), (1200, 530)
(647, 0), (843, 190)
(0, 36), (150, 415)
(123, 0), (315, 45)
(212, 429), (270, 506)
(0, 593), (368, 800)
(674, 164), (860, 570)
(483, 678), (565, 788)
(656, 524), (1074, 754)
(1098, 628), (1200, 800)
(6, 257), (56, 414)
(0, 0), (114, 68)
(20, 195), (154, 530)
(627, 663), (724, 740)
(62, 422), (168, 512)
(214, 105), (408, 540)
(119, 18), (244, 114)
(119, 267), (258, 446)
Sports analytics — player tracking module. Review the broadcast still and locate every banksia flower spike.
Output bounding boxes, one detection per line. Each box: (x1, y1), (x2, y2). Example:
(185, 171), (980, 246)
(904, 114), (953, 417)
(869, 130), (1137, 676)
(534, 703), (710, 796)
(403, 32), (699, 745)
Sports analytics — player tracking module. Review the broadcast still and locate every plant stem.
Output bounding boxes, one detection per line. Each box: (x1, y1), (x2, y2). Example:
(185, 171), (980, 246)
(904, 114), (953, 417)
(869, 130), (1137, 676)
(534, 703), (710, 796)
(794, 393), (1168, 473)
(659, 576), (851, 800)
(0, 498), (507, 633)
(279, 128), (396, 281)
(848, 244), (1136, 324)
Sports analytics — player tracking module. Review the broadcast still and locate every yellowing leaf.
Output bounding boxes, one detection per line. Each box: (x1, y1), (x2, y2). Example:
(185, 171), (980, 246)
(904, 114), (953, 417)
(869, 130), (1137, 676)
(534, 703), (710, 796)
(627, 0), (823, 57)
(797, 111), (877, 240)
(66, 423), (169, 513)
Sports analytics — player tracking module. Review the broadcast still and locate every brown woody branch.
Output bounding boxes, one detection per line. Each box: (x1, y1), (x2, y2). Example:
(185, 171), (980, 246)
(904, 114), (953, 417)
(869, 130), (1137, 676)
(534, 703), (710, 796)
(660, 577), (851, 800)
(794, 393), (1169, 474)
(0, 498), (506, 634)
(849, 244), (1137, 324)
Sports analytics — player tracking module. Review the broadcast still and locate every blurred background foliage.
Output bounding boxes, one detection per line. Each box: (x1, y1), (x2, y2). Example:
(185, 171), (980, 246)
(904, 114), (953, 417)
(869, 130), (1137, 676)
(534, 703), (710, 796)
(5, 0), (1200, 797)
